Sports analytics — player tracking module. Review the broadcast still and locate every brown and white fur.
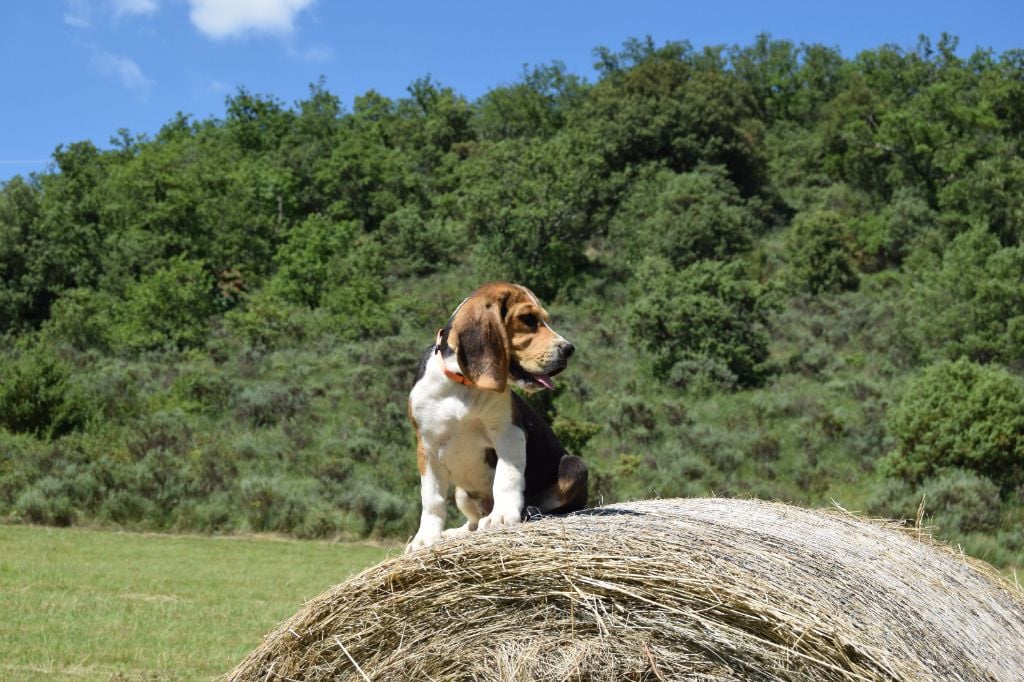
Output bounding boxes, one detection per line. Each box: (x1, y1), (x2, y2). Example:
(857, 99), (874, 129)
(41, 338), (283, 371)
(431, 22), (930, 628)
(406, 282), (588, 552)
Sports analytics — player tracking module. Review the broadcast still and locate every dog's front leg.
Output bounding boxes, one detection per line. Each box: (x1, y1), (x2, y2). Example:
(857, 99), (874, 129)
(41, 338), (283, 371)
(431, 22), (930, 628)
(477, 426), (526, 530)
(407, 451), (449, 552)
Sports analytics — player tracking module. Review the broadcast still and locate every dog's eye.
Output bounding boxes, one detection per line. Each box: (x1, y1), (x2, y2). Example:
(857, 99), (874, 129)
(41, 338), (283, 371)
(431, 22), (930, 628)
(519, 313), (538, 329)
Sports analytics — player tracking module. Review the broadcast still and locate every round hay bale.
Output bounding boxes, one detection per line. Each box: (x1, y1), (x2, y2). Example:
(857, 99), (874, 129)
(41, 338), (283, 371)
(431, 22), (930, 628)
(228, 498), (1024, 681)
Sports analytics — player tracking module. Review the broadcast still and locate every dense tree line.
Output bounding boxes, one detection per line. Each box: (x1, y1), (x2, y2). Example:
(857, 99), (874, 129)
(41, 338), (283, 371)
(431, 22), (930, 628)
(2, 34), (1023, 566)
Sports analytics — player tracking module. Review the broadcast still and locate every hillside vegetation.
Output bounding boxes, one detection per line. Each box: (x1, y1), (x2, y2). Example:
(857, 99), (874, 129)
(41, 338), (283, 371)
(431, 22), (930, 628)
(2, 34), (1023, 567)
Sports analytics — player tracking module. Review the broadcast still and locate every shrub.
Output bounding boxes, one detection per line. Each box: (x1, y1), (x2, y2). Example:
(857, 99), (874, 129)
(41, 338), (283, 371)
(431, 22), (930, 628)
(171, 366), (234, 414)
(457, 132), (606, 299)
(222, 288), (314, 350)
(910, 226), (1024, 366)
(610, 164), (759, 269)
(338, 479), (411, 537)
(15, 476), (77, 526)
(111, 256), (219, 351)
(867, 469), (1002, 539)
(237, 475), (319, 533)
(784, 210), (859, 294)
(920, 469), (1002, 535)
(270, 214), (362, 308)
(551, 416), (602, 456)
(41, 287), (116, 351)
(0, 431), (48, 508)
(0, 341), (91, 439)
(172, 492), (236, 532)
(883, 358), (1024, 494)
(853, 188), (936, 270)
(628, 257), (774, 389)
(99, 489), (157, 526)
(232, 381), (309, 427)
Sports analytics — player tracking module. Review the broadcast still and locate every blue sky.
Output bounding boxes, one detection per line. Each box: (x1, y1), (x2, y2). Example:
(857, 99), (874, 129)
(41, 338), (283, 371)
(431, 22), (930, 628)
(2, 0), (1022, 183)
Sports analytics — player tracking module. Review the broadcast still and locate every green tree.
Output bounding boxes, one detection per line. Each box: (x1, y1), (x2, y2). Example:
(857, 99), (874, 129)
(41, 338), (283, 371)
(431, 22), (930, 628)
(884, 358), (1024, 494)
(785, 210), (859, 294)
(473, 62), (588, 140)
(852, 187), (937, 270)
(270, 214), (363, 307)
(12, 142), (113, 327)
(577, 38), (764, 195)
(225, 88), (294, 153)
(0, 176), (41, 332)
(0, 340), (90, 439)
(98, 127), (286, 285)
(910, 226), (1024, 366)
(111, 256), (218, 351)
(457, 131), (607, 298)
(269, 214), (393, 339)
(610, 164), (759, 269)
(628, 257), (774, 389)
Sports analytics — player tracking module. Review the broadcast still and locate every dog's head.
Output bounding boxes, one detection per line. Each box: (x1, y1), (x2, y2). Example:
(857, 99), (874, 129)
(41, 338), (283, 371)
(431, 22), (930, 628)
(444, 282), (574, 393)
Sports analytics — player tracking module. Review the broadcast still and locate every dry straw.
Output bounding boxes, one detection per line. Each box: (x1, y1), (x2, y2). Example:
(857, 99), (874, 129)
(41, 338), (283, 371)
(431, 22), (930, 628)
(229, 498), (1024, 681)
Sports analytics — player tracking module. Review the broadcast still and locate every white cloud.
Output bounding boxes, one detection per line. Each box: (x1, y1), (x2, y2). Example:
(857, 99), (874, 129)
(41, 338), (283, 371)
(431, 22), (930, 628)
(111, 0), (158, 16)
(64, 0), (92, 27)
(92, 52), (154, 92)
(187, 0), (316, 40)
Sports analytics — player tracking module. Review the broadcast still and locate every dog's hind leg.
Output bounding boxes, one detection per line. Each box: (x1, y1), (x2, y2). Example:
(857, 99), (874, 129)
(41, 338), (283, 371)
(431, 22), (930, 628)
(443, 487), (493, 537)
(527, 455), (589, 516)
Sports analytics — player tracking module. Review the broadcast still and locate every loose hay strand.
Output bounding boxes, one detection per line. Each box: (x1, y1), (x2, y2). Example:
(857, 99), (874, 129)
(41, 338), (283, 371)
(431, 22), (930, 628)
(334, 637), (371, 682)
(229, 498), (1024, 682)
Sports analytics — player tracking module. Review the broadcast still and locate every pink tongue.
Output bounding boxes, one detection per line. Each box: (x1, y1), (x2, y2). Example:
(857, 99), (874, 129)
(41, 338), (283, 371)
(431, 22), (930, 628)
(535, 374), (555, 390)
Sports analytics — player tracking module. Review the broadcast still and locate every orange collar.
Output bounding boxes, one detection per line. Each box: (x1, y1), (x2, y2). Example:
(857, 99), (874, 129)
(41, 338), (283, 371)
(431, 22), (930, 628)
(435, 329), (473, 387)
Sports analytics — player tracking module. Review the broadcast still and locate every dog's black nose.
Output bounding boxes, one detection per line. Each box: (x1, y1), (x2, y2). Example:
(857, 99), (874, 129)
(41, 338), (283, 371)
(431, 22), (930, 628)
(562, 342), (575, 359)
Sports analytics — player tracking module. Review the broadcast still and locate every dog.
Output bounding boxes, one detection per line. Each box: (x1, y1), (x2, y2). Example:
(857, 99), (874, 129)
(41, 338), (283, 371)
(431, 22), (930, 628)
(406, 282), (588, 552)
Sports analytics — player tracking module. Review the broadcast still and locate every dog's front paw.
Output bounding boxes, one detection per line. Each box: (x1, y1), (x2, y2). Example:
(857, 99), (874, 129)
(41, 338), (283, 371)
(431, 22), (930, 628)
(441, 521), (477, 539)
(478, 508), (522, 531)
(406, 530), (443, 553)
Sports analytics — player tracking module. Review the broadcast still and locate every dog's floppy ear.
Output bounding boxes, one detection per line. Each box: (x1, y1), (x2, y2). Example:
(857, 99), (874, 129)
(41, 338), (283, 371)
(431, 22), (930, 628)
(449, 293), (509, 392)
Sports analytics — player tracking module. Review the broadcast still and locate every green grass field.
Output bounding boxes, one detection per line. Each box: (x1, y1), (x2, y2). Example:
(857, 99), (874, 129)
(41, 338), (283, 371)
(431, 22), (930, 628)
(0, 524), (396, 680)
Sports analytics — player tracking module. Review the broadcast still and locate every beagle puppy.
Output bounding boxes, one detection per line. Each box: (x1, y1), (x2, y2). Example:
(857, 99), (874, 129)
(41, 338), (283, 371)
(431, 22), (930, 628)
(407, 282), (588, 552)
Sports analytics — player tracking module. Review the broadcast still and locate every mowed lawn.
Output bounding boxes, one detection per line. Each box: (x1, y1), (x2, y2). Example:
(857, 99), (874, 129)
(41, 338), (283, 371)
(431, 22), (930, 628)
(0, 524), (396, 680)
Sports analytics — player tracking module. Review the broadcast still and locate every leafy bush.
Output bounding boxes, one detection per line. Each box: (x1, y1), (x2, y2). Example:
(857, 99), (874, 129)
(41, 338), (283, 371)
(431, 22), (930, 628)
(867, 469), (1002, 538)
(41, 288), (116, 351)
(921, 469), (1002, 535)
(269, 214), (362, 308)
(784, 210), (859, 294)
(458, 132), (606, 298)
(237, 475), (319, 533)
(16, 476), (78, 526)
(910, 226), (1024, 366)
(0, 341), (91, 439)
(883, 358), (1024, 493)
(628, 257), (774, 389)
(610, 164), (759, 269)
(221, 288), (314, 351)
(111, 256), (219, 351)
(0, 431), (48, 508)
(338, 477), (412, 537)
(232, 381), (309, 427)
(853, 188), (937, 270)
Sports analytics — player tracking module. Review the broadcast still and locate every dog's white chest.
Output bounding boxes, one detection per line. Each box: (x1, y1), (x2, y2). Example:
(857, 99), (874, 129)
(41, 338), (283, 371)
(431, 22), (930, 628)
(410, 362), (509, 493)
